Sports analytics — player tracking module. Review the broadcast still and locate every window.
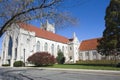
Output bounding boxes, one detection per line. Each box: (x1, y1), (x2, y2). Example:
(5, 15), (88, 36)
(3, 51), (5, 59)
(93, 52), (96, 56)
(85, 52), (89, 60)
(66, 47), (68, 50)
(85, 52), (89, 56)
(16, 37), (18, 45)
(36, 41), (40, 52)
(15, 48), (17, 60)
(79, 53), (82, 59)
(79, 53), (82, 56)
(62, 46), (64, 53)
(93, 51), (97, 59)
(51, 44), (54, 55)
(57, 45), (60, 52)
(4, 42), (5, 47)
(8, 36), (13, 57)
(44, 43), (48, 52)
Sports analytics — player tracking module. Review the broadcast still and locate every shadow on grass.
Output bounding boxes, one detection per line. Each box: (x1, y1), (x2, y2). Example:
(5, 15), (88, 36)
(64, 63), (117, 67)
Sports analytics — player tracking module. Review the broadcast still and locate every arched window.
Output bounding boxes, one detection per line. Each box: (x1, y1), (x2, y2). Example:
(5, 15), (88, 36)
(70, 47), (72, 50)
(62, 46), (64, 53)
(36, 41), (40, 52)
(57, 45), (60, 52)
(3, 51), (5, 59)
(4, 42), (6, 47)
(8, 36), (13, 57)
(44, 42), (48, 52)
(16, 37), (18, 45)
(51, 44), (54, 55)
(15, 48), (17, 60)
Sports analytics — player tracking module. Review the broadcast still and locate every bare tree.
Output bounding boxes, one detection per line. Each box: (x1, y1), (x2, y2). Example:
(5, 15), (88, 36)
(0, 0), (77, 37)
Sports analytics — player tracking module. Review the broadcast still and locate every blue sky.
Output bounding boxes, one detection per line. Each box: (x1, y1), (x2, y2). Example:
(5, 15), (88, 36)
(56, 0), (110, 40)
(0, 0), (110, 53)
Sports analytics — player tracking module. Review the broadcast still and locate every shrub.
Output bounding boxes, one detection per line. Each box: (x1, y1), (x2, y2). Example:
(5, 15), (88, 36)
(27, 52), (56, 66)
(116, 63), (120, 67)
(2, 64), (10, 66)
(13, 61), (24, 67)
(56, 50), (65, 64)
(76, 60), (119, 67)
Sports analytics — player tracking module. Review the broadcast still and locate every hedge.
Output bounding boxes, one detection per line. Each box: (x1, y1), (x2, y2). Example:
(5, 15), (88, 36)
(76, 60), (120, 67)
(13, 61), (24, 67)
(2, 64), (10, 66)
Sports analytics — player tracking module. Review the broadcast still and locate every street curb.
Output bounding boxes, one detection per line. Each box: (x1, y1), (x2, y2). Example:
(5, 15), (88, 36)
(38, 67), (120, 74)
(1, 67), (120, 74)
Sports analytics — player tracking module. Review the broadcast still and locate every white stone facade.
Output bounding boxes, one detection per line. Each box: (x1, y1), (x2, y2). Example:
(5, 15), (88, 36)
(1, 22), (101, 67)
(79, 50), (101, 60)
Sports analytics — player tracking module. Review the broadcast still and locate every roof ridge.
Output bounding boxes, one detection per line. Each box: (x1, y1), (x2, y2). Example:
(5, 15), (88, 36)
(79, 37), (99, 51)
(17, 22), (69, 44)
(82, 37), (101, 42)
(41, 28), (68, 39)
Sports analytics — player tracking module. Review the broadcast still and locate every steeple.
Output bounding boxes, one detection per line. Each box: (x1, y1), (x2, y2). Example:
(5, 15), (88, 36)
(73, 32), (76, 39)
(46, 20), (49, 25)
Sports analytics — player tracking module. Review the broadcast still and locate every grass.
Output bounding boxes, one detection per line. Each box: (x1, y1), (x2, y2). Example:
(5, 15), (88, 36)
(48, 64), (120, 70)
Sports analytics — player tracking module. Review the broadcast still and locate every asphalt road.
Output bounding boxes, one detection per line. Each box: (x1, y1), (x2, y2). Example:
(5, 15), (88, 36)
(0, 67), (120, 80)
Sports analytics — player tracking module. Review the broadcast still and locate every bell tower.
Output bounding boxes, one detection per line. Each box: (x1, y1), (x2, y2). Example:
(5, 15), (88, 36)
(41, 20), (55, 33)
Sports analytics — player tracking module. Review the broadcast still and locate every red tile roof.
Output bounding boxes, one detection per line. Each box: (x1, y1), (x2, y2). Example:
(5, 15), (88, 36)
(79, 38), (99, 51)
(18, 23), (69, 44)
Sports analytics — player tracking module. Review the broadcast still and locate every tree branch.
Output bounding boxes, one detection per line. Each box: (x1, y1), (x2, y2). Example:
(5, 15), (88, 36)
(0, 0), (60, 37)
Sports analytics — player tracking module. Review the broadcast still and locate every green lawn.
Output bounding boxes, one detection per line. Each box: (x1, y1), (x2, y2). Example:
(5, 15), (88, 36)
(48, 64), (120, 70)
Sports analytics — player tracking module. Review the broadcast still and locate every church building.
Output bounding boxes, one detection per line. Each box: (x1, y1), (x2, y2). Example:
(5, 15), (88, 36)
(1, 21), (101, 66)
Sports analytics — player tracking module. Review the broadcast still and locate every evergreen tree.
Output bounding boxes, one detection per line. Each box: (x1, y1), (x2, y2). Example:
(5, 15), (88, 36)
(97, 0), (120, 59)
(56, 50), (65, 64)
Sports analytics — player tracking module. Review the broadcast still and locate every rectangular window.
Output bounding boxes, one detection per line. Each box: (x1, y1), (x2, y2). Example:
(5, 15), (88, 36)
(85, 52), (89, 60)
(79, 53), (82, 56)
(93, 51), (97, 60)
(85, 52), (89, 56)
(79, 53), (82, 60)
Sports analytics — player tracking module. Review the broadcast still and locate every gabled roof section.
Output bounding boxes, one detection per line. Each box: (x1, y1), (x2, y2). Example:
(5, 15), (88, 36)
(18, 23), (69, 44)
(79, 38), (99, 51)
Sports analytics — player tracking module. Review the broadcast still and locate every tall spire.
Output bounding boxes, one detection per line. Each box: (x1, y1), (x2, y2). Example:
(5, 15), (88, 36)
(73, 32), (76, 39)
(40, 22), (42, 27)
(46, 20), (49, 25)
